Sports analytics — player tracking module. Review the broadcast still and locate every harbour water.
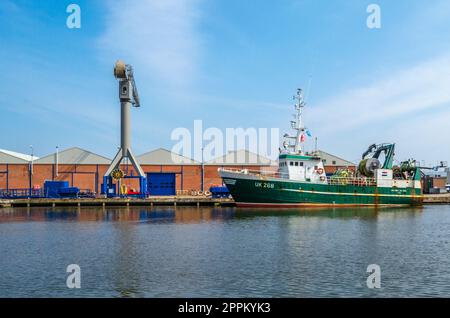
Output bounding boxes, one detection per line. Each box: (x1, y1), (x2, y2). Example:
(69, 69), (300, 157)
(1, 205), (450, 297)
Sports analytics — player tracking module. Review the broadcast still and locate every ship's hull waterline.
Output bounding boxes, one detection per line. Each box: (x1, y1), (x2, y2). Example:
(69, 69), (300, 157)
(220, 171), (423, 208)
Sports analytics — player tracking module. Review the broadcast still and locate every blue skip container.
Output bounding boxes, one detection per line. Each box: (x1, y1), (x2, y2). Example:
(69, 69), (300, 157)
(44, 181), (69, 198)
(209, 186), (230, 198)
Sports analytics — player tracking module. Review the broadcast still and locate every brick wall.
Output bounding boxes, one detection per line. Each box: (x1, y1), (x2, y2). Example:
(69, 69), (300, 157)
(2, 163), (278, 193)
(0, 164), (7, 189)
(432, 177), (447, 189)
(1, 164), (29, 189)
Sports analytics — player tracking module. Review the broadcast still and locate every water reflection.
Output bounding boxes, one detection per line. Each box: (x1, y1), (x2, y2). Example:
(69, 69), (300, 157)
(234, 206), (424, 219)
(0, 205), (424, 224)
(0, 204), (448, 298)
(112, 218), (142, 298)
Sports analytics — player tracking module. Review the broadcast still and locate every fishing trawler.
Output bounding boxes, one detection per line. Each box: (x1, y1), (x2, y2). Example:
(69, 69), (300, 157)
(219, 89), (423, 207)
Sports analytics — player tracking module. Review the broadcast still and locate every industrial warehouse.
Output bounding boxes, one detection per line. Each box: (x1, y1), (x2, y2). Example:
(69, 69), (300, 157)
(1, 59), (449, 202)
(0, 59), (361, 201)
(0, 147), (355, 198)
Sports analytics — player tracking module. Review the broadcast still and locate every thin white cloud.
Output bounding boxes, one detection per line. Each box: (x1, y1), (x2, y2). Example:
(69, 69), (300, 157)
(98, 0), (202, 89)
(385, 107), (450, 164)
(300, 53), (450, 163)
(309, 53), (450, 134)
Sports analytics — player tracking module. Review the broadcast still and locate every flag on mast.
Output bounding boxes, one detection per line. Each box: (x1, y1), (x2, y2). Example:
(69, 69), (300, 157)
(300, 133), (306, 142)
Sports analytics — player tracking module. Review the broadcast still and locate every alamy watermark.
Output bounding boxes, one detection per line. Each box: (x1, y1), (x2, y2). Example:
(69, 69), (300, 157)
(171, 120), (280, 165)
(367, 4), (381, 29)
(63, 262), (382, 291)
(66, 264), (81, 289)
(66, 4), (81, 29)
(366, 264), (381, 289)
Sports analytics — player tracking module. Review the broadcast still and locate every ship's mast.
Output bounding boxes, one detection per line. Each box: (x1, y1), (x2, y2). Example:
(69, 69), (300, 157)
(293, 88), (305, 154)
(281, 88), (307, 155)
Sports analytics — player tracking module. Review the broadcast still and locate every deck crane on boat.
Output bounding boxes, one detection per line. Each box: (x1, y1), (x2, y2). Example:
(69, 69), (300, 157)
(359, 143), (396, 177)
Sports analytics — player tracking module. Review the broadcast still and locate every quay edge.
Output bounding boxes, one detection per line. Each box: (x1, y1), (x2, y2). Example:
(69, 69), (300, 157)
(1, 194), (450, 208)
(0, 197), (234, 208)
(423, 193), (450, 204)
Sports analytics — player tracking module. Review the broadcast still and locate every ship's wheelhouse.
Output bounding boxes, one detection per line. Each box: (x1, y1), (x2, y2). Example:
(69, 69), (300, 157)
(278, 154), (327, 183)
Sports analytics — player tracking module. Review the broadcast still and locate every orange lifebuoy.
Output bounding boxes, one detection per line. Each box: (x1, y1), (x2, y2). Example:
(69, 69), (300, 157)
(316, 168), (324, 175)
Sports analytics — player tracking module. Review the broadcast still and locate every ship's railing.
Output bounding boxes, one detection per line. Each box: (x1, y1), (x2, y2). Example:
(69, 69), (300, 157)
(328, 176), (376, 187)
(0, 188), (44, 199)
(219, 168), (377, 187)
(219, 168), (290, 179)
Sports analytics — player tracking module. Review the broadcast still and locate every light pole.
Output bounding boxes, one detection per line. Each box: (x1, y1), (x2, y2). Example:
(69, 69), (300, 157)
(201, 147), (204, 192)
(29, 145), (34, 194)
(55, 146), (59, 178)
(29, 145), (34, 175)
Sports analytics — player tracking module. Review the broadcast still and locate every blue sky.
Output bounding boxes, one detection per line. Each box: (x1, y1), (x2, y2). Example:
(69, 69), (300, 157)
(1, 0), (450, 165)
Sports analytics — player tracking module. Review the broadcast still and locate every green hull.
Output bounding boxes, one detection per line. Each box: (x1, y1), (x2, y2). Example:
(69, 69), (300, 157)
(222, 175), (423, 207)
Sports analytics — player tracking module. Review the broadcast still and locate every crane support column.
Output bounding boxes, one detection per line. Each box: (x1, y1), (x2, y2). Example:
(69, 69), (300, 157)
(103, 60), (146, 198)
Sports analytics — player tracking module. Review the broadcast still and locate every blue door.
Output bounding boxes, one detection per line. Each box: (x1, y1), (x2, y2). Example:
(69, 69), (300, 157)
(147, 173), (176, 196)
